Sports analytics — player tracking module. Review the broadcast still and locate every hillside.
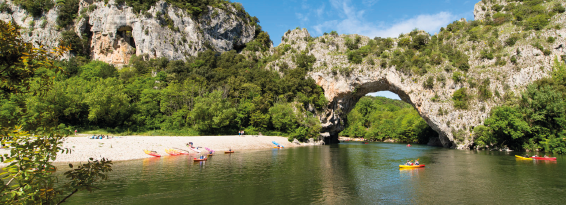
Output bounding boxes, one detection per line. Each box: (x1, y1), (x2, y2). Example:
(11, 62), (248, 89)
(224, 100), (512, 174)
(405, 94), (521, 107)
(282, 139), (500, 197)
(0, 0), (261, 65)
(1, 0), (566, 152)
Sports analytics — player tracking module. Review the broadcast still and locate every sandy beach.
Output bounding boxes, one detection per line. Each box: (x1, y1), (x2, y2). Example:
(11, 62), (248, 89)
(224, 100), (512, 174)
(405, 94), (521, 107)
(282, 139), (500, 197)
(0, 135), (314, 165)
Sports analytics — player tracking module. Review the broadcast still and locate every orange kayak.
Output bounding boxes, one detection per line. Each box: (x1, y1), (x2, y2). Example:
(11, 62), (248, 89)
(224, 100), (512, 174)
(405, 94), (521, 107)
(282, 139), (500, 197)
(225, 151), (235, 153)
(399, 164), (425, 168)
(194, 158), (207, 161)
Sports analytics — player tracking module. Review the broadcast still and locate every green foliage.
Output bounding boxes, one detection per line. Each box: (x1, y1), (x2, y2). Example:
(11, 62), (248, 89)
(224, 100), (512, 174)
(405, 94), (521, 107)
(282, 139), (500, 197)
(244, 31), (272, 52)
(452, 71), (464, 83)
(478, 78), (492, 101)
(339, 96), (435, 143)
(13, 0), (54, 17)
(60, 30), (90, 57)
(553, 2), (566, 13)
(476, 58), (566, 153)
(423, 76), (434, 89)
(7, 40), (325, 141)
(0, 21), (112, 204)
(56, 0), (80, 28)
(452, 88), (469, 109)
(505, 34), (520, 46)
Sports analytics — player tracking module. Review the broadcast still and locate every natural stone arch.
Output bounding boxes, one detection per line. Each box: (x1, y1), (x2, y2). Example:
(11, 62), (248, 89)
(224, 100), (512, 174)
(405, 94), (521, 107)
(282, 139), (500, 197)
(313, 71), (451, 148)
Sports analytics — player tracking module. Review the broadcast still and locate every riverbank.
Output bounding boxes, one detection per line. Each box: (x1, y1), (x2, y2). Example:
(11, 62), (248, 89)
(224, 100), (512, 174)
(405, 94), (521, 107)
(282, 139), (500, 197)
(0, 135), (319, 164)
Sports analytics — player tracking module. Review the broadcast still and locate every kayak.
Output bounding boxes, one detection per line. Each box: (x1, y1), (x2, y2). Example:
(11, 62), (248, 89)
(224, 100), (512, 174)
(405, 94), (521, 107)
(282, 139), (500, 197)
(399, 164), (425, 168)
(165, 149), (189, 156)
(515, 155), (533, 160)
(194, 157), (207, 161)
(188, 147), (201, 153)
(144, 150), (161, 157)
(225, 151), (235, 153)
(532, 157), (557, 160)
(274, 146), (283, 149)
(272, 141), (284, 148)
(208, 154), (213, 156)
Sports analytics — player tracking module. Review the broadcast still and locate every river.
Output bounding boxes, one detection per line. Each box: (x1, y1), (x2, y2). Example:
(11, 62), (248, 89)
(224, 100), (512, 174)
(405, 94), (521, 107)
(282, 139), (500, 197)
(62, 142), (566, 204)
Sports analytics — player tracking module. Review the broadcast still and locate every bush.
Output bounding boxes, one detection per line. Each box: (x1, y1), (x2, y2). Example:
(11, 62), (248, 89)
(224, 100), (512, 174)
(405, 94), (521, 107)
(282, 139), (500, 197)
(452, 88), (469, 109)
(14, 0), (54, 17)
(547, 36), (556, 44)
(56, 0), (80, 28)
(480, 49), (494, 60)
(478, 78), (492, 101)
(452, 71), (464, 83)
(423, 76), (434, 89)
(347, 51), (363, 64)
(60, 30), (90, 57)
(553, 3), (565, 13)
(505, 35), (519, 46)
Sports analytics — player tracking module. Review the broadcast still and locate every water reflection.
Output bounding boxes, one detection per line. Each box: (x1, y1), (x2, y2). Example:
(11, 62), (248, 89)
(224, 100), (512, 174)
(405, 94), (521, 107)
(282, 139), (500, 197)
(56, 142), (566, 204)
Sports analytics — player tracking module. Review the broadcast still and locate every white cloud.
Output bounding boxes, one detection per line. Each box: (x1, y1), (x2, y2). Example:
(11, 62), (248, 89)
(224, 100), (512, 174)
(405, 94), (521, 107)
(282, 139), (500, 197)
(362, 0), (379, 7)
(313, 0), (456, 38)
(315, 4), (325, 18)
(295, 12), (309, 23)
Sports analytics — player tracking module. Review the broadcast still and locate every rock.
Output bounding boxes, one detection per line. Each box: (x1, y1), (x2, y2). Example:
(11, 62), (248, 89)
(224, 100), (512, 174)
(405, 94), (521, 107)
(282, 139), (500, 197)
(0, 0), (255, 65)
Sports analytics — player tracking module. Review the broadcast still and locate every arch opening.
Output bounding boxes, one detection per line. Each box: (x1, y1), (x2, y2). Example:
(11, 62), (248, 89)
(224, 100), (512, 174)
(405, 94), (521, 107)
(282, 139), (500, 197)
(337, 90), (440, 145)
(320, 79), (452, 148)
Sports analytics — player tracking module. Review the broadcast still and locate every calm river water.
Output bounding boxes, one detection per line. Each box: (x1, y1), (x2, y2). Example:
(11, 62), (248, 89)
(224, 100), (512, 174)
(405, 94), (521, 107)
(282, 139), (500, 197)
(62, 142), (566, 204)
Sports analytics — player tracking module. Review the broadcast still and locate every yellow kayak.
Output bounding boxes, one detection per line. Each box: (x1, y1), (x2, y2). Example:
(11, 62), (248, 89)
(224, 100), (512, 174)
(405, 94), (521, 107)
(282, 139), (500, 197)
(515, 155), (533, 160)
(399, 164), (425, 168)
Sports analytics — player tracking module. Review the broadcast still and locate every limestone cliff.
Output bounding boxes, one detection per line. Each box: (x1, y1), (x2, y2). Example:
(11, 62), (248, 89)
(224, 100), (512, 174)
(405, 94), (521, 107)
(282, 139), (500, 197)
(0, 0), (256, 65)
(263, 0), (566, 148)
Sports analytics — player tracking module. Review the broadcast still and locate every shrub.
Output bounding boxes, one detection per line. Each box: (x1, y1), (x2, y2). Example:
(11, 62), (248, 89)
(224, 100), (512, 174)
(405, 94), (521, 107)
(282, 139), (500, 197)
(505, 35), (519, 46)
(478, 78), (492, 101)
(480, 49), (494, 60)
(347, 51), (363, 64)
(553, 3), (565, 13)
(452, 88), (469, 109)
(423, 76), (434, 89)
(56, 0), (80, 28)
(510, 55), (517, 64)
(452, 71), (464, 83)
(547, 36), (556, 44)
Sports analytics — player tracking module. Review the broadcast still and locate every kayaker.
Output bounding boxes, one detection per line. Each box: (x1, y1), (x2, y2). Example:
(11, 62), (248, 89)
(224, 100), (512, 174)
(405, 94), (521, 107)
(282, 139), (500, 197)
(544, 155), (548, 158)
(414, 160), (420, 165)
(406, 160), (412, 165)
(524, 154), (529, 158)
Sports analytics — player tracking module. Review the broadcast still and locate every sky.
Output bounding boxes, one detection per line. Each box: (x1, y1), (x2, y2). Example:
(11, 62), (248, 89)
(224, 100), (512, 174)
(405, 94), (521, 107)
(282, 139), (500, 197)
(236, 0), (477, 46)
(235, 0), (477, 100)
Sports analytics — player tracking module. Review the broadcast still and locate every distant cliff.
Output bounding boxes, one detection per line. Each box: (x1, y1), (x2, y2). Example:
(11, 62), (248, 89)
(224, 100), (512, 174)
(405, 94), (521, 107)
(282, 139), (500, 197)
(0, 0), (256, 65)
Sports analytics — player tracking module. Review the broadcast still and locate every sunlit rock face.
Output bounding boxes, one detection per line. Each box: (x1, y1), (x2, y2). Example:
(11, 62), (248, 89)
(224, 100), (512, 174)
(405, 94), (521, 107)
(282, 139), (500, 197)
(268, 4), (566, 148)
(0, 0), (255, 65)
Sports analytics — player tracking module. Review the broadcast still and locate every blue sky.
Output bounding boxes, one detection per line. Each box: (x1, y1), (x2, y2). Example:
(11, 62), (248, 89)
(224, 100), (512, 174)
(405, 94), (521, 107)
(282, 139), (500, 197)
(237, 0), (477, 46)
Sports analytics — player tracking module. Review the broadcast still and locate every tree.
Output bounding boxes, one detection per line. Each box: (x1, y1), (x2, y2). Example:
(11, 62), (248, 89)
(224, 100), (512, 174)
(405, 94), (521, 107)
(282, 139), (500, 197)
(0, 21), (112, 204)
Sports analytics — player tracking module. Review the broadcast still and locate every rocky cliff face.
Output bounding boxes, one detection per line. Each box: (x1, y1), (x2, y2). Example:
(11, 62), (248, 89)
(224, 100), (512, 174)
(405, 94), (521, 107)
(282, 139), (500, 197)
(0, 0), (255, 65)
(264, 0), (566, 148)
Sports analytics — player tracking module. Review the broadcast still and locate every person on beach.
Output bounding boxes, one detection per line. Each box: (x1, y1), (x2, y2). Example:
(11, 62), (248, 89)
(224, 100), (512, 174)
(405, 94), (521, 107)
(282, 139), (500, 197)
(75, 129), (77, 135)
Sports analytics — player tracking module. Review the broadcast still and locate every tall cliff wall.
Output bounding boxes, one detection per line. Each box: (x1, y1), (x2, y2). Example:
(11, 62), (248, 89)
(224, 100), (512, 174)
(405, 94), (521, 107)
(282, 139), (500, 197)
(0, 0), (256, 65)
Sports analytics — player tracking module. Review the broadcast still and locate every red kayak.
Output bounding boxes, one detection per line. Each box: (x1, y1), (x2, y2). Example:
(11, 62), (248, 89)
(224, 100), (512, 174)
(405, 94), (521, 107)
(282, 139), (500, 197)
(532, 157), (557, 160)
(144, 150), (161, 157)
(194, 157), (207, 161)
